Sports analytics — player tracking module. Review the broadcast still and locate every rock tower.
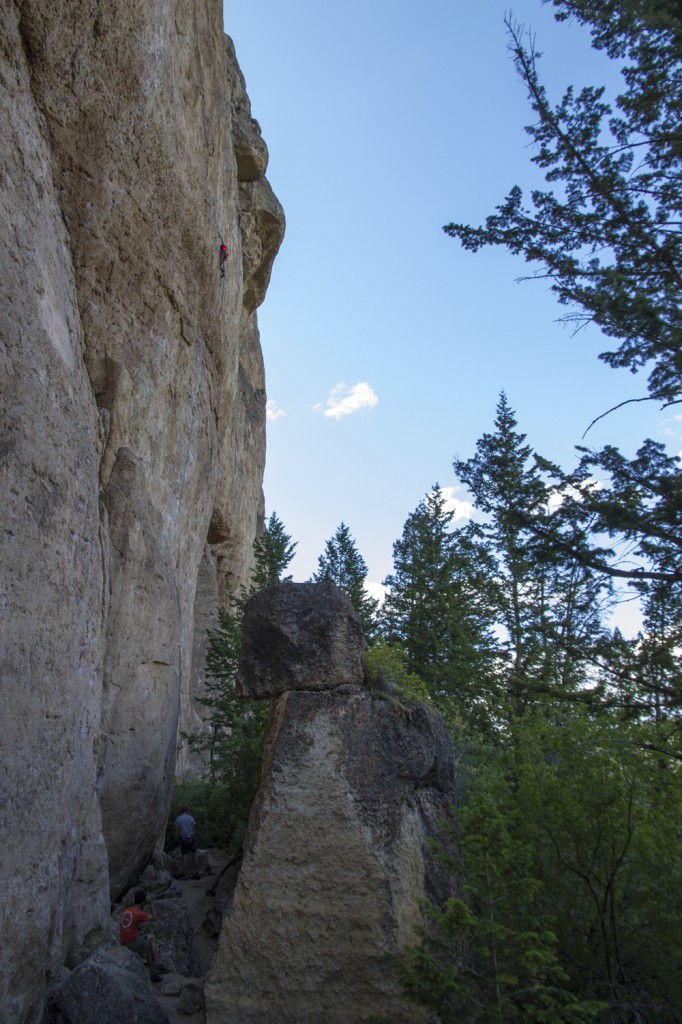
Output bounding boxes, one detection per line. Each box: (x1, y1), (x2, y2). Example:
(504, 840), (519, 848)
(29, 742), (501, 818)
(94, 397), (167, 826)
(205, 584), (457, 1024)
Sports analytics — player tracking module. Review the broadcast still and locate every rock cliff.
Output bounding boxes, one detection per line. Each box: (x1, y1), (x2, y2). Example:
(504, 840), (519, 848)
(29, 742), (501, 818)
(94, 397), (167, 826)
(0, 2), (283, 1021)
(205, 584), (457, 1024)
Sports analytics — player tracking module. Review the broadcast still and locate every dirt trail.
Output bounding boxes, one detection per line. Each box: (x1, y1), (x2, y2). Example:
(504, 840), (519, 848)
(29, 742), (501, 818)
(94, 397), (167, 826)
(153, 850), (238, 1024)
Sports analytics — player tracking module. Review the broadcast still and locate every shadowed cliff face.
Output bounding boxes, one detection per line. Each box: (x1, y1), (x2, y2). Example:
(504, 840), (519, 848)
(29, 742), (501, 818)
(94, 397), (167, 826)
(0, 2), (283, 1020)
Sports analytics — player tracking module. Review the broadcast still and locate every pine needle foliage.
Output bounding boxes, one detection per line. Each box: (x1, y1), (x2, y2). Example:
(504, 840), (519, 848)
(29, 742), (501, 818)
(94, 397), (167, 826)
(312, 521), (380, 640)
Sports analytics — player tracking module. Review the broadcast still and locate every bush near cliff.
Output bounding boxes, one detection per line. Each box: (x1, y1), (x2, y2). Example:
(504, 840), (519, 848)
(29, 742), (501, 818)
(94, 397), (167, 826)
(184, 605), (268, 854)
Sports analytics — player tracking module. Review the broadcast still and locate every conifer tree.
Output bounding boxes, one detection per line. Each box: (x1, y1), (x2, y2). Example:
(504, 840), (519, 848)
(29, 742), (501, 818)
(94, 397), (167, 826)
(405, 3), (682, 998)
(252, 511), (297, 591)
(444, 0), (682, 614)
(454, 394), (612, 710)
(382, 485), (500, 725)
(444, 3), (682, 406)
(312, 522), (379, 640)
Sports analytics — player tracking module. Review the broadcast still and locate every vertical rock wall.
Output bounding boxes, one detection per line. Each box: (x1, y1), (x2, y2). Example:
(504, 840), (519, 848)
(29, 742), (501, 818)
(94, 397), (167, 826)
(0, 12), (111, 1021)
(0, 3), (283, 1020)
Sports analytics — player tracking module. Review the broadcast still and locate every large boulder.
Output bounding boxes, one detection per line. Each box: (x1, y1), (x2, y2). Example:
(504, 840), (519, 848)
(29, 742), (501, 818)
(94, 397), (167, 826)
(46, 946), (169, 1024)
(205, 688), (457, 1024)
(148, 900), (194, 978)
(237, 581), (366, 698)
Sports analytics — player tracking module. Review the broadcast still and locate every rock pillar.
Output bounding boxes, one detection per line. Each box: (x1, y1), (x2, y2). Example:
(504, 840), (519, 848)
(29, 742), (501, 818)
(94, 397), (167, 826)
(205, 583), (457, 1024)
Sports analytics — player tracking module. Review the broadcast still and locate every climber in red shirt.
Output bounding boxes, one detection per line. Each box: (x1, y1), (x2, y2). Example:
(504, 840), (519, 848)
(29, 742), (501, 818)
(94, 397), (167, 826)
(219, 242), (228, 278)
(120, 889), (160, 980)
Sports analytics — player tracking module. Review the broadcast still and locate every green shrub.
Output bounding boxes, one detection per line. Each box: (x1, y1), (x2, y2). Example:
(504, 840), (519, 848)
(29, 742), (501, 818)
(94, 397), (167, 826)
(363, 640), (432, 705)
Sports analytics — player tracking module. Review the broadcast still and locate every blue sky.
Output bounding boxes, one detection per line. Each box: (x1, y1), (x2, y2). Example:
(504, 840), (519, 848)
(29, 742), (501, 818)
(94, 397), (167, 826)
(223, 1), (681, 613)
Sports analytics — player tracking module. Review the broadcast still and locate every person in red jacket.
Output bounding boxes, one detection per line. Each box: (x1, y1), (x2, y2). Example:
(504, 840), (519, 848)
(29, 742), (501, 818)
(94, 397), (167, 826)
(219, 242), (228, 278)
(120, 889), (160, 980)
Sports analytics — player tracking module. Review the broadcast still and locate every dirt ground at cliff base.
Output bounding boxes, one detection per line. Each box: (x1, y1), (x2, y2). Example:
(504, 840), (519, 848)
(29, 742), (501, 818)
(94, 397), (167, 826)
(153, 849), (238, 1024)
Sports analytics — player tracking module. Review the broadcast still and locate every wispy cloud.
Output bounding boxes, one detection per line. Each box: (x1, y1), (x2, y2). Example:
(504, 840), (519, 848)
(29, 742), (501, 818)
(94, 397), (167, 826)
(318, 381), (378, 420)
(439, 485), (475, 524)
(659, 413), (682, 444)
(547, 477), (602, 512)
(266, 400), (285, 423)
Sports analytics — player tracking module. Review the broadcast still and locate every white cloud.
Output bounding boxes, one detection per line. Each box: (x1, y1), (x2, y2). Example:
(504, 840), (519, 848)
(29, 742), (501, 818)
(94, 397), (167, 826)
(438, 485), (475, 524)
(547, 477), (602, 512)
(608, 599), (644, 640)
(659, 414), (682, 445)
(492, 622), (510, 644)
(320, 381), (378, 420)
(266, 400), (285, 423)
(366, 580), (388, 605)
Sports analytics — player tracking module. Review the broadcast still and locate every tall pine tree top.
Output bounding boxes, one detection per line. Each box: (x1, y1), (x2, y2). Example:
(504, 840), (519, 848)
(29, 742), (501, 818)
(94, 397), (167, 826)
(312, 522), (378, 639)
(252, 512), (297, 592)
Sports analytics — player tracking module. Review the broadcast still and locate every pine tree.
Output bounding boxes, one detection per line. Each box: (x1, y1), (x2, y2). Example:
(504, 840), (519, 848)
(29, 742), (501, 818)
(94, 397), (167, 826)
(192, 606), (268, 850)
(252, 511), (297, 591)
(444, 3), (682, 405)
(312, 522), (379, 640)
(454, 394), (548, 701)
(529, 440), (682, 732)
(443, 0), (682, 606)
(454, 394), (612, 710)
(382, 485), (500, 726)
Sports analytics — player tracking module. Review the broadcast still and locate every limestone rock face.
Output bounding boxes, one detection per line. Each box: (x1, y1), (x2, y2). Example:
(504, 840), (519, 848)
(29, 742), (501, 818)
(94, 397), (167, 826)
(0, 3), (282, 1020)
(237, 582), (366, 698)
(224, 35), (270, 183)
(205, 689), (457, 1024)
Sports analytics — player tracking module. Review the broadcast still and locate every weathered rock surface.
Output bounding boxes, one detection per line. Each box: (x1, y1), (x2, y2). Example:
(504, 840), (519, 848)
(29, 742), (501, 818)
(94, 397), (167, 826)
(177, 981), (204, 1017)
(0, 2), (282, 1020)
(46, 946), (169, 1024)
(205, 688), (457, 1024)
(237, 582), (366, 698)
(149, 900), (194, 979)
(115, 870), (194, 980)
(225, 35), (269, 183)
